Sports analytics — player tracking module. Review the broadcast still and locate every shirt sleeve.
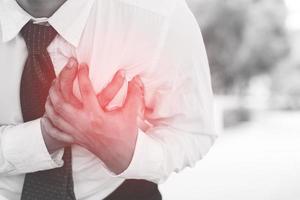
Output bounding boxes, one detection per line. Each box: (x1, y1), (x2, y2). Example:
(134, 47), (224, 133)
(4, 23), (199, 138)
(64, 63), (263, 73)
(108, 1), (218, 183)
(0, 119), (64, 176)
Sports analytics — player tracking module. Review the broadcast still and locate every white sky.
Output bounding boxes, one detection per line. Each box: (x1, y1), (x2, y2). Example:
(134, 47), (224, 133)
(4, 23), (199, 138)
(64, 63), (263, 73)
(285, 0), (300, 30)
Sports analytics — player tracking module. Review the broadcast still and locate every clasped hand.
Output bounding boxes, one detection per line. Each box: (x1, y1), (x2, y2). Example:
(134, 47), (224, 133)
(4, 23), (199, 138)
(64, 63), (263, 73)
(41, 58), (145, 174)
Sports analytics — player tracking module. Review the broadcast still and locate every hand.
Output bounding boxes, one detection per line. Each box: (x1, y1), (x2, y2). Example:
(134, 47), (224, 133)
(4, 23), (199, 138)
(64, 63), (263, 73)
(41, 58), (126, 154)
(45, 60), (145, 174)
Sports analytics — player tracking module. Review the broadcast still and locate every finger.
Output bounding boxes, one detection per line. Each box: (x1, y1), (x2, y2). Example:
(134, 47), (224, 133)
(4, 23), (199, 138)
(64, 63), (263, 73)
(123, 76), (145, 118)
(78, 64), (103, 112)
(59, 58), (82, 108)
(41, 117), (75, 144)
(97, 69), (125, 107)
(49, 79), (81, 123)
(45, 98), (81, 137)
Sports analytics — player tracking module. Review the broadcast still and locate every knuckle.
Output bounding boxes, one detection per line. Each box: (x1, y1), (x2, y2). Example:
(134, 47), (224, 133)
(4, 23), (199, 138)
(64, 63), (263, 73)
(45, 108), (52, 119)
(54, 102), (65, 114)
(49, 88), (59, 103)
(45, 100), (53, 112)
(45, 101), (50, 112)
(48, 111), (57, 122)
(48, 131), (57, 139)
(47, 126), (56, 137)
(51, 127), (64, 138)
(52, 131), (62, 141)
(91, 116), (103, 128)
(51, 115), (60, 126)
(56, 134), (66, 142)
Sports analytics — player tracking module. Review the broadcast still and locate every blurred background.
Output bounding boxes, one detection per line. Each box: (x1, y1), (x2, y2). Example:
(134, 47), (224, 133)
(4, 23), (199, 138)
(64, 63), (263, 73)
(160, 0), (300, 199)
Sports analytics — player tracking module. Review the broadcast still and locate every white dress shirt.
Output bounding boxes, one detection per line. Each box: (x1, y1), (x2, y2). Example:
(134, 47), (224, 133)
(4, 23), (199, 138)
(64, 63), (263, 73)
(0, 0), (218, 199)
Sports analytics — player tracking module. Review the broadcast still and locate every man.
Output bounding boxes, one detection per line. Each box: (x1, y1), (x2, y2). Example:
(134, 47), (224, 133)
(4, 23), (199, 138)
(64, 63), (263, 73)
(0, 0), (217, 199)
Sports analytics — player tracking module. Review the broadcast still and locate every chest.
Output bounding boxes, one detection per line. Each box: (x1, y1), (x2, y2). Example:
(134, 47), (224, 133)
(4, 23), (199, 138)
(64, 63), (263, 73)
(50, 11), (170, 109)
(0, 11), (169, 124)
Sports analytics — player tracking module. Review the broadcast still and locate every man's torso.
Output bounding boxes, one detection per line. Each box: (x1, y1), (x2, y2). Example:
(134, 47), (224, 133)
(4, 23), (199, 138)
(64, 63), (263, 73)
(0, 0), (177, 199)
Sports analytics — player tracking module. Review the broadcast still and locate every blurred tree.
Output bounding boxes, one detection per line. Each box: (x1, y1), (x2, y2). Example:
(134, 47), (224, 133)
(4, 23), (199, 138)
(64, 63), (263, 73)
(188, 0), (290, 94)
(270, 32), (300, 109)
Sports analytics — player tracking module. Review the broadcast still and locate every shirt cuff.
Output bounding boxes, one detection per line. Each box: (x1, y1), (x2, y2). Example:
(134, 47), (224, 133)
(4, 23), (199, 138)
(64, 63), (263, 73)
(105, 129), (164, 181)
(2, 119), (64, 174)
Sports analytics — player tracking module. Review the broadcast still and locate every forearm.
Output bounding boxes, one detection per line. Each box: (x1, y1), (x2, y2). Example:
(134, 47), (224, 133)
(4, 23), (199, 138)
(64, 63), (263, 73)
(40, 119), (67, 154)
(0, 119), (64, 176)
(109, 127), (217, 183)
(41, 128), (65, 154)
(83, 128), (139, 175)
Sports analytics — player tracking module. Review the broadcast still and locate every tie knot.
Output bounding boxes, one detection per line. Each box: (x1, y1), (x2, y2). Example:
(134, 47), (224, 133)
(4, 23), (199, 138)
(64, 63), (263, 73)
(21, 21), (57, 54)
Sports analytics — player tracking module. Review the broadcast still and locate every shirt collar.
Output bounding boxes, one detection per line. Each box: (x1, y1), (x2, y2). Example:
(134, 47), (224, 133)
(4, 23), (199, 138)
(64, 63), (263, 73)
(0, 0), (95, 47)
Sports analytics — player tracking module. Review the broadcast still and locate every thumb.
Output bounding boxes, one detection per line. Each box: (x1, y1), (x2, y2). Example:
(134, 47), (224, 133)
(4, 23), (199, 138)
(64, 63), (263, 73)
(123, 76), (144, 118)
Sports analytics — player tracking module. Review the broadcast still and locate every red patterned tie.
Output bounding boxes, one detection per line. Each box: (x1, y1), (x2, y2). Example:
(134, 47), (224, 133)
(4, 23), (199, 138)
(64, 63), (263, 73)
(20, 21), (76, 200)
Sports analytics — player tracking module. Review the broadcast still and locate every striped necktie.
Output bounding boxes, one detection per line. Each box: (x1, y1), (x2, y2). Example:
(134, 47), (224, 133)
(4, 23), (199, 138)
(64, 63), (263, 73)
(20, 21), (76, 200)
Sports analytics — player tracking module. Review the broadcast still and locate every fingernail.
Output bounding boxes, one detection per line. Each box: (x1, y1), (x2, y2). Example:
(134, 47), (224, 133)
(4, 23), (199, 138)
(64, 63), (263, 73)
(80, 64), (89, 73)
(67, 58), (77, 69)
(118, 69), (126, 78)
(134, 76), (144, 88)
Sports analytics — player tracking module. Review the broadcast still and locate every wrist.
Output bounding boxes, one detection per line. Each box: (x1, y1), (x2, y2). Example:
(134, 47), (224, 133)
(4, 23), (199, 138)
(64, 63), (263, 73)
(93, 130), (138, 174)
(41, 125), (65, 154)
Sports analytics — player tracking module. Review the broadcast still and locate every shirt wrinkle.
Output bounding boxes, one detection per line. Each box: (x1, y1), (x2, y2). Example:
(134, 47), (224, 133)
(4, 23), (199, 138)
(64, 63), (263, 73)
(0, 0), (216, 199)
